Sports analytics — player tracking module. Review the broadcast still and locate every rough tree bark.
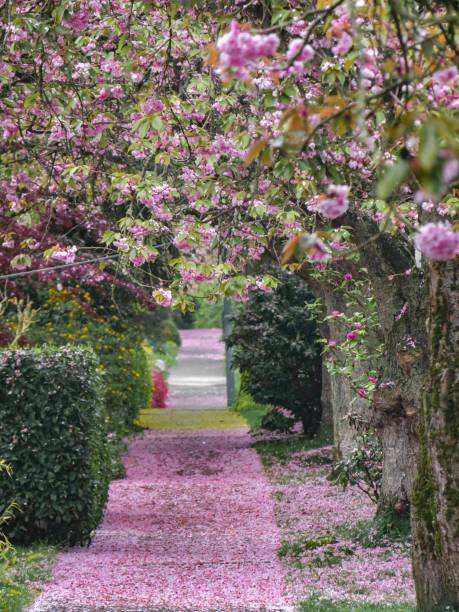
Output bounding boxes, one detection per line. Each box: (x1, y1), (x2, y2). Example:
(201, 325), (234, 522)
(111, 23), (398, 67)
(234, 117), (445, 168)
(412, 260), (459, 610)
(351, 217), (427, 514)
(318, 288), (370, 456)
(294, 213), (427, 514)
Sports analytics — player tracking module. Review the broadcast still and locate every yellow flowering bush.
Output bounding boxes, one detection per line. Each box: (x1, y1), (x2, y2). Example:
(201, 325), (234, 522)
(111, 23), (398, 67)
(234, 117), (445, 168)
(30, 288), (152, 433)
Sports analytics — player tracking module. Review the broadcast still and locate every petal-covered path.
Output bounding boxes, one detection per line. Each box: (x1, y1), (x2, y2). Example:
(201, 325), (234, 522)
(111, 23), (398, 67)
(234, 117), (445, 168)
(31, 330), (289, 611)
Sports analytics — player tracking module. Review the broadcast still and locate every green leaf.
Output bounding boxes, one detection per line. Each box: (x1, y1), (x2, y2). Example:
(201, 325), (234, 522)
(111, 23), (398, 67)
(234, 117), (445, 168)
(419, 121), (439, 171)
(151, 115), (164, 131)
(377, 159), (409, 200)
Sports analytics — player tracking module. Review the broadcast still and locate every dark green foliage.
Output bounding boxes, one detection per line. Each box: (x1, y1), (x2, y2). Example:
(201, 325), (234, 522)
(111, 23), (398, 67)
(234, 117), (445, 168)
(260, 406), (296, 433)
(0, 347), (110, 545)
(145, 311), (181, 346)
(228, 272), (322, 434)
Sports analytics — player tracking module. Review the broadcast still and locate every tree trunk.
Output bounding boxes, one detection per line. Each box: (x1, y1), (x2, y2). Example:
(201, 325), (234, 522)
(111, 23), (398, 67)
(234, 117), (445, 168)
(369, 271), (426, 513)
(320, 361), (333, 433)
(350, 216), (427, 514)
(319, 288), (370, 456)
(293, 213), (427, 513)
(412, 260), (459, 610)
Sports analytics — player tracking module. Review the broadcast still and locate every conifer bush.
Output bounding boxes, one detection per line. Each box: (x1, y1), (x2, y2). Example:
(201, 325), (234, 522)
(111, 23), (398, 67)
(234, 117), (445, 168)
(228, 273), (322, 435)
(0, 347), (110, 545)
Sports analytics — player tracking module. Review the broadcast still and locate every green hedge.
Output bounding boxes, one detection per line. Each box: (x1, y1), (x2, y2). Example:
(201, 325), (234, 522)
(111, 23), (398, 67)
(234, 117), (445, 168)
(0, 347), (110, 545)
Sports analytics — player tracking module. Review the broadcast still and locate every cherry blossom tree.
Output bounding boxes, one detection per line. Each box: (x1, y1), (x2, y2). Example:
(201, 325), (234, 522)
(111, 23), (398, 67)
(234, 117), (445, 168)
(1, 0), (458, 608)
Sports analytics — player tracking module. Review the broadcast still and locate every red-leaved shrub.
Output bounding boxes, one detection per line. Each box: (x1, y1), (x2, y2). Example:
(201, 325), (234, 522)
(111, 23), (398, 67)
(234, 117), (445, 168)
(152, 370), (168, 408)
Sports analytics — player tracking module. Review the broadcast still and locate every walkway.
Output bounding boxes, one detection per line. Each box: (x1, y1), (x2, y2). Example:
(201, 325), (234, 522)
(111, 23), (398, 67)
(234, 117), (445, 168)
(31, 329), (289, 611)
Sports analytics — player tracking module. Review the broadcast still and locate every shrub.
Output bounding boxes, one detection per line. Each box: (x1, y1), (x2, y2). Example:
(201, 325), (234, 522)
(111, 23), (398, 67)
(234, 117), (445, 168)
(328, 430), (383, 504)
(260, 406), (297, 433)
(105, 343), (152, 430)
(0, 461), (15, 560)
(29, 287), (152, 433)
(0, 347), (110, 545)
(228, 272), (322, 435)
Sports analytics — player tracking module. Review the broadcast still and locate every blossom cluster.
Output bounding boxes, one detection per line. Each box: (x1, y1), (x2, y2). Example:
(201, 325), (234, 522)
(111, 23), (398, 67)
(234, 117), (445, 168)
(217, 21), (280, 78)
(415, 222), (459, 261)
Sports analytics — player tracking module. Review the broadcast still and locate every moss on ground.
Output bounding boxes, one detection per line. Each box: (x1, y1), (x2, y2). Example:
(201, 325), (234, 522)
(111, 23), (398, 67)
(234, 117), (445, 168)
(137, 408), (247, 430)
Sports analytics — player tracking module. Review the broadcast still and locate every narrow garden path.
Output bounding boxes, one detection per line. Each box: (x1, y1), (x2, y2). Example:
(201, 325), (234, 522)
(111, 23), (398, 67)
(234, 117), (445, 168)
(31, 329), (290, 612)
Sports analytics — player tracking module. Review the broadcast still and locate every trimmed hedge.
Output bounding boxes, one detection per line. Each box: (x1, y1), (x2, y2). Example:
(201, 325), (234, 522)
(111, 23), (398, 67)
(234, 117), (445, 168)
(0, 347), (110, 545)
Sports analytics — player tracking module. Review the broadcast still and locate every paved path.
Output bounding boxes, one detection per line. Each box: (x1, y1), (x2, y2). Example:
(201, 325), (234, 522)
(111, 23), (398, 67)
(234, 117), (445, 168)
(168, 329), (227, 409)
(31, 329), (289, 612)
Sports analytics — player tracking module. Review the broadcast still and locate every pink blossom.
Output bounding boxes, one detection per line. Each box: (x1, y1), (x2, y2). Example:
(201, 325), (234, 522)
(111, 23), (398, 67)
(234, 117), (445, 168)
(286, 38), (314, 63)
(131, 255), (145, 267)
(333, 31), (353, 56)
(217, 21), (280, 77)
(308, 237), (331, 263)
(141, 98), (165, 114)
(346, 331), (357, 341)
(415, 222), (459, 261)
(65, 9), (90, 31)
(328, 340), (337, 348)
(368, 376), (379, 384)
(154, 288), (172, 307)
(100, 60), (123, 78)
(432, 65), (458, 85)
(344, 272), (353, 281)
(113, 238), (129, 252)
(442, 158), (459, 184)
(318, 185), (350, 219)
(52, 245), (77, 263)
(358, 388), (367, 398)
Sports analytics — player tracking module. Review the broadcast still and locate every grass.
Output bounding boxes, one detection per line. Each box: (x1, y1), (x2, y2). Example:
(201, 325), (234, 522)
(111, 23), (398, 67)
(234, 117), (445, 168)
(336, 510), (411, 549)
(137, 408), (247, 430)
(278, 535), (338, 569)
(238, 403), (270, 430)
(299, 599), (416, 611)
(231, 389), (270, 430)
(255, 428), (333, 468)
(0, 543), (59, 611)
